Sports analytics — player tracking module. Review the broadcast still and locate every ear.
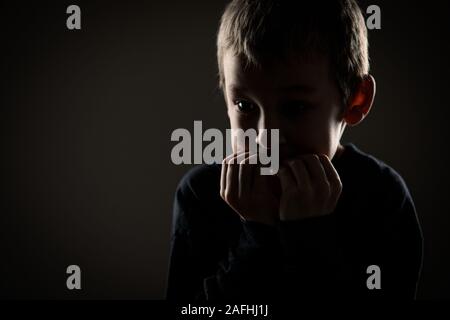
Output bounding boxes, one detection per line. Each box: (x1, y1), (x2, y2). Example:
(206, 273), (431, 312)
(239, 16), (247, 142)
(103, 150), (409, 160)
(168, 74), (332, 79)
(343, 75), (376, 127)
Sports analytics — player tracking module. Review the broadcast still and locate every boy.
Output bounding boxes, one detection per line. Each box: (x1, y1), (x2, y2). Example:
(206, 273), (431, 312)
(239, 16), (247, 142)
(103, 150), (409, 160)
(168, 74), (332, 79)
(167, 0), (423, 300)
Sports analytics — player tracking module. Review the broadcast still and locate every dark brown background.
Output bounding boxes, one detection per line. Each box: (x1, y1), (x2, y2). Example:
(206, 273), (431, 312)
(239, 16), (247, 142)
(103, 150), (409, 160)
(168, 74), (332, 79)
(1, 1), (449, 299)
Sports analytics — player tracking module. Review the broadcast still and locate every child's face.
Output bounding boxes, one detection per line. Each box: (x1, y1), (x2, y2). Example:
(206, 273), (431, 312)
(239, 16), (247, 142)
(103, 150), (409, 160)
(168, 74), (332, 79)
(223, 50), (345, 162)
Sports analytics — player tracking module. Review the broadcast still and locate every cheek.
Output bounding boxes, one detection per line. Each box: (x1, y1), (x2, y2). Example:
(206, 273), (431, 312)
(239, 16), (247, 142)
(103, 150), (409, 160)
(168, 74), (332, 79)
(314, 116), (342, 157)
(229, 117), (247, 130)
(227, 108), (240, 128)
(228, 112), (257, 131)
(285, 113), (337, 155)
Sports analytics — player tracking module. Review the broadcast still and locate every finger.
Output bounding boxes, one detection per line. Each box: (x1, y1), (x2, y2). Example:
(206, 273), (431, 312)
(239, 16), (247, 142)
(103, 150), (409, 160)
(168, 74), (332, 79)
(302, 154), (329, 186)
(227, 150), (248, 164)
(277, 165), (297, 193)
(221, 152), (241, 198)
(239, 153), (258, 197)
(317, 154), (341, 187)
(236, 151), (251, 163)
(234, 152), (250, 198)
(287, 159), (309, 189)
(226, 151), (248, 201)
(318, 154), (343, 205)
(302, 154), (330, 199)
(220, 157), (227, 199)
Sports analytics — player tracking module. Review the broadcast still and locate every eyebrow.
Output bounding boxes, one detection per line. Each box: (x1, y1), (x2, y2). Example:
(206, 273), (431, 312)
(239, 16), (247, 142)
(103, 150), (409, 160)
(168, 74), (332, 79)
(228, 84), (316, 93)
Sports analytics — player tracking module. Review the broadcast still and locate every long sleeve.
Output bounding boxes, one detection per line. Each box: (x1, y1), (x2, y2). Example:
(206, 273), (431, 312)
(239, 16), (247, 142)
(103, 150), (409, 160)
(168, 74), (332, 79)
(202, 221), (282, 301)
(277, 214), (352, 299)
(275, 168), (423, 299)
(166, 174), (282, 302)
(165, 158), (424, 301)
(371, 173), (423, 298)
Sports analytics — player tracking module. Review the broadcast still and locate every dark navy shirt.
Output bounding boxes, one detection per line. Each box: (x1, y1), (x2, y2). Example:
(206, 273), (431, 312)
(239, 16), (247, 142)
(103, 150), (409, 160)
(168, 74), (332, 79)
(166, 143), (423, 301)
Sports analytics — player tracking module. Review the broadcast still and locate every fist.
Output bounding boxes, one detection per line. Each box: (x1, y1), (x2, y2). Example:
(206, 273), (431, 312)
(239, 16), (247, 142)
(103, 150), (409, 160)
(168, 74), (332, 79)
(220, 151), (280, 226)
(277, 154), (342, 221)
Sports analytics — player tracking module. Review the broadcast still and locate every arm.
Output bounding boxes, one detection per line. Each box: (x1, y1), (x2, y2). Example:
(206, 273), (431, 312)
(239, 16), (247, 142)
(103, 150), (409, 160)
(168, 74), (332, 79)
(277, 215), (351, 298)
(202, 221), (281, 301)
(166, 178), (281, 302)
(217, 152), (350, 299)
(275, 167), (423, 299)
(371, 177), (423, 298)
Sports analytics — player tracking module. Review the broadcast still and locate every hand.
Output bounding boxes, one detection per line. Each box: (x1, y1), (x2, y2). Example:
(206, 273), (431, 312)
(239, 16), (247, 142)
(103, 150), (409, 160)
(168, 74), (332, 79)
(277, 154), (342, 221)
(220, 151), (280, 226)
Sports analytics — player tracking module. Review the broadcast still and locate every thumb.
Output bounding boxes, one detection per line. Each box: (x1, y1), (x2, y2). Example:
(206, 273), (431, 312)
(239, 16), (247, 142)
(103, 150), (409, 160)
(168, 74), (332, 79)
(277, 166), (296, 192)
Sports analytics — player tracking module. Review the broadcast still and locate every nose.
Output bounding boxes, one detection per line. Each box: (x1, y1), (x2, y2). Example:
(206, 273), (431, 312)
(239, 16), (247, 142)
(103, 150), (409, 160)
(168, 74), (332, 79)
(256, 112), (286, 150)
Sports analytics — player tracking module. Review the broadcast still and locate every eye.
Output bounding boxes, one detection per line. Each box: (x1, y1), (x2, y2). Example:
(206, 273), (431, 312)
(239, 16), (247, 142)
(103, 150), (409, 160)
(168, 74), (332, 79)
(281, 101), (309, 117)
(234, 100), (256, 114)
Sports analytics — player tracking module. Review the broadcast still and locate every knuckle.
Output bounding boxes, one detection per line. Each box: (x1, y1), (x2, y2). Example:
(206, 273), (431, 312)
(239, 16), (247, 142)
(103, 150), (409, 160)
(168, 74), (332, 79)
(300, 187), (312, 199)
(333, 180), (343, 195)
(321, 182), (332, 197)
(224, 190), (237, 204)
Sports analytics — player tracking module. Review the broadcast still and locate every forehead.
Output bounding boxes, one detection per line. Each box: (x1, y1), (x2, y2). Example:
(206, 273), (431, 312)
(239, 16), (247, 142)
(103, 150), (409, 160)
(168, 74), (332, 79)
(223, 50), (332, 93)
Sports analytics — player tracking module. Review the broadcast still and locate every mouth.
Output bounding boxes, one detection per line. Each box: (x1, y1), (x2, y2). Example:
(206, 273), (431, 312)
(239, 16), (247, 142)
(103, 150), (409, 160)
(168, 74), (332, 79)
(279, 146), (317, 165)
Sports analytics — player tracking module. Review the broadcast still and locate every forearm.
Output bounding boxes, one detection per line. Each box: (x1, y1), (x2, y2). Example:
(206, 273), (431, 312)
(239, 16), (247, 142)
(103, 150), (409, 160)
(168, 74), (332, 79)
(167, 221), (282, 301)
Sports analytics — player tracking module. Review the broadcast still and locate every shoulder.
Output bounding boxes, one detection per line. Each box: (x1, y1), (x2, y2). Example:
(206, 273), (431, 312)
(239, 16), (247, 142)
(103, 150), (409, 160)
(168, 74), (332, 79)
(338, 144), (422, 245)
(341, 144), (414, 207)
(175, 163), (222, 202)
(172, 164), (234, 237)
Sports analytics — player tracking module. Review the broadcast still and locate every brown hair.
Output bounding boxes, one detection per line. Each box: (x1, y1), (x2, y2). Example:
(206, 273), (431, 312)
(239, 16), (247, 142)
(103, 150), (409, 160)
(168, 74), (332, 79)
(216, 0), (370, 106)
